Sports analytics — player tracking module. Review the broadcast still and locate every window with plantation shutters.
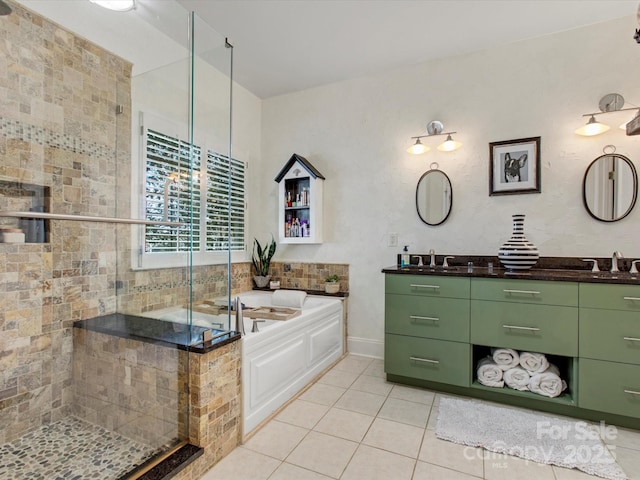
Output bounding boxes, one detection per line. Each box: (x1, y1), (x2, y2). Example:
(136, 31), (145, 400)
(138, 112), (246, 268)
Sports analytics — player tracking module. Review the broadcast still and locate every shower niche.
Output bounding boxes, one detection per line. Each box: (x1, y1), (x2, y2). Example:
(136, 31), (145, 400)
(0, 180), (50, 243)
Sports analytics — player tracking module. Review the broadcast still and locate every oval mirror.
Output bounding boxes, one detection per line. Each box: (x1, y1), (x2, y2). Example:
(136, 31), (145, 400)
(583, 153), (638, 222)
(416, 169), (452, 226)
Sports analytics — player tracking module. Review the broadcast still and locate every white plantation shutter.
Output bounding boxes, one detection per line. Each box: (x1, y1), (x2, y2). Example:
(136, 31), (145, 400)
(141, 116), (245, 263)
(144, 129), (202, 252)
(206, 151), (245, 251)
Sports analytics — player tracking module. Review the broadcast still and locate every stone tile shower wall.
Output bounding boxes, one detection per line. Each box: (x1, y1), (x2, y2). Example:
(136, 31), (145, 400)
(0, 1), (130, 443)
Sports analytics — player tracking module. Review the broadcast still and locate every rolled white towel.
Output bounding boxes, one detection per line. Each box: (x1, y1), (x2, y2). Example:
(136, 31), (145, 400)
(491, 348), (520, 371)
(519, 352), (549, 374)
(503, 366), (530, 391)
(477, 356), (504, 388)
(272, 289), (307, 308)
(529, 364), (567, 398)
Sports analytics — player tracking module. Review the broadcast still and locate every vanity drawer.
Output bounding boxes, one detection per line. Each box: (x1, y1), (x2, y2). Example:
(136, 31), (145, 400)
(580, 308), (640, 365)
(470, 300), (578, 356)
(385, 275), (470, 299)
(385, 334), (470, 387)
(471, 278), (578, 306)
(385, 294), (470, 342)
(579, 358), (640, 419)
(579, 283), (640, 311)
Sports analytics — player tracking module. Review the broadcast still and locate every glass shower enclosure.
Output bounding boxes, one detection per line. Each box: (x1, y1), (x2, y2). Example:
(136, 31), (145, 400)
(0, 1), (234, 478)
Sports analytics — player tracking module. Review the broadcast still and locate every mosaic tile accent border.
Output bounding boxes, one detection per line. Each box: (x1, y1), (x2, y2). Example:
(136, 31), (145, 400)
(0, 117), (115, 159)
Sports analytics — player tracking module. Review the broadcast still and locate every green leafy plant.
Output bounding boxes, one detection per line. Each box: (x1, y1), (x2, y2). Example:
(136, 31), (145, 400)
(325, 274), (339, 283)
(252, 236), (277, 277)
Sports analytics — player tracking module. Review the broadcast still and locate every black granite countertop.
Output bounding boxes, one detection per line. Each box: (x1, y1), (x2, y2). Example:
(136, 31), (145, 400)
(382, 256), (640, 285)
(74, 313), (241, 354)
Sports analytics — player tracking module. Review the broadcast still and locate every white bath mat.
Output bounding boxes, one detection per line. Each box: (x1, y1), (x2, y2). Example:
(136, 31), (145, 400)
(436, 396), (627, 480)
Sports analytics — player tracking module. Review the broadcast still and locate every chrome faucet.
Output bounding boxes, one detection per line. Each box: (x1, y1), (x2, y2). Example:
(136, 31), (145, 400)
(611, 251), (624, 273)
(412, 255), (423, 267)
(429, 249), (436, 268)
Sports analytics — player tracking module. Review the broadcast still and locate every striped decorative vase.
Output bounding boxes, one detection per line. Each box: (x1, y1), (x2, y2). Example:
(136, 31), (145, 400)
(498, 214), (539, 271)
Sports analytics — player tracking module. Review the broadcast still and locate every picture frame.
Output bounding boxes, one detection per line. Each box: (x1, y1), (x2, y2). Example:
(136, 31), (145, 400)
(489, 136), (541, 196)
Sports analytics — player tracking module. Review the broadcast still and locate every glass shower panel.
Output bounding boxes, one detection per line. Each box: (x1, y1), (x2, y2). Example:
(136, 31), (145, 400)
(190, 11), (234, 333)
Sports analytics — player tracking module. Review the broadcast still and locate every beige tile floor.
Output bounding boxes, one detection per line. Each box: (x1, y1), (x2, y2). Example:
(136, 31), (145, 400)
(201, 355), (640, 480)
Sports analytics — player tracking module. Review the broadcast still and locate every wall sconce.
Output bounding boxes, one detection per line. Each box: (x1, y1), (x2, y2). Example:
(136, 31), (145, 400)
(407, 121), (462, 154)
(575, 93), (639, 136)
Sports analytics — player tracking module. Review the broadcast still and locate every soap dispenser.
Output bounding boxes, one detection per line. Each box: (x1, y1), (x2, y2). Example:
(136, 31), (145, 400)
(400, 245), (410, 267)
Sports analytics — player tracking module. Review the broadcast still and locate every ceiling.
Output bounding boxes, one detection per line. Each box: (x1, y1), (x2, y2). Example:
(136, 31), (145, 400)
(15, 0), (640, 99)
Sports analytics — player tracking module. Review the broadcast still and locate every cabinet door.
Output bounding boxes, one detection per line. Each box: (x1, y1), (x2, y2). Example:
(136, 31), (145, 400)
(470, 300), (578, 356)
(384, 334), (470, 387)
(580, 308), (640, 365)
(385, 275), (470, 299)
(471, 278), (578, 306)
(579, 283), (640, 311)
(579, 358), (640, 418)
(385, 294), (469, 342)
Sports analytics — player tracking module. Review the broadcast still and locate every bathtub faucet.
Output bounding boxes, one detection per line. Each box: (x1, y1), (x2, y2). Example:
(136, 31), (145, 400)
(234, 296), (245, 335)
(251, 319), (265, 333)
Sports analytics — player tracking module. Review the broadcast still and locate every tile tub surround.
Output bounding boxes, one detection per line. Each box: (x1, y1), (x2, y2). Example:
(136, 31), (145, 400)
(200, 354), (640, 480)
(269, 262), (349, 292)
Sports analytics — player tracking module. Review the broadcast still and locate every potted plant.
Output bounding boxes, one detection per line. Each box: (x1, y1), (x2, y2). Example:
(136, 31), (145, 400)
(252, 236), (276, 288)
(324, 274), (340, 294)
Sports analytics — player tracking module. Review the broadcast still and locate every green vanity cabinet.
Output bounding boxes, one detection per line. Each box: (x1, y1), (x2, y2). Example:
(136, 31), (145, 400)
(471, 278), (579, 307)
(470, 278), (579, 356)
(579, 359), (640, 418)
(384, 275), (471, 386)
(385, 334), (471, 386)
(385, 294), (469, 342)
(385, 274), (470, 298)
(470, 301), (578, 356)
(578, 283), (640, 418)
(384, 272), (640, 424)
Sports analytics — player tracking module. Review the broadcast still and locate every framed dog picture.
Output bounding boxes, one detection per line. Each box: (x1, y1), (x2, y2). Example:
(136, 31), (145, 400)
(489, 137), (541, 195)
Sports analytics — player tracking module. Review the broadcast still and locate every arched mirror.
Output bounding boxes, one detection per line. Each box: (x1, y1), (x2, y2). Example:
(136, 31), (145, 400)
(583, 147), (638, 222)
(416, 164), (452, 226)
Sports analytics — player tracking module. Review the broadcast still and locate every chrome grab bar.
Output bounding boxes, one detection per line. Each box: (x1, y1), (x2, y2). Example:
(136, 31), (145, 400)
(502, 325), (541, 332)
(0, 210), (183, 226)
(409, 356), (440, 364)
(503, 289), (540, 295)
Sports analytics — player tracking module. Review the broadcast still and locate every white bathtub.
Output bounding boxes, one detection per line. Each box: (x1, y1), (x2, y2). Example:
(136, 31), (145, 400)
(141, 291), (345, 436)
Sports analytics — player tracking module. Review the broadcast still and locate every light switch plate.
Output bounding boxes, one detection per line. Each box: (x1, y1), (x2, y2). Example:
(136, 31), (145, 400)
(388, 233), (398, 247)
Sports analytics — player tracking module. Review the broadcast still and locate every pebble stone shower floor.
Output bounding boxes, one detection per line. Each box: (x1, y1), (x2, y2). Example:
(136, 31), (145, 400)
(0, 416), (158, 479)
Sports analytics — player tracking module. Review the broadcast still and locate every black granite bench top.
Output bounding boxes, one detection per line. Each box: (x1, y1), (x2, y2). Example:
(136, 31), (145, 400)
(74, 313), (240, 354)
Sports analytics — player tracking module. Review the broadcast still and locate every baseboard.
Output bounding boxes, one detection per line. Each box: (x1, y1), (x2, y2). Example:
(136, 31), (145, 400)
(346, 336), (383, 359)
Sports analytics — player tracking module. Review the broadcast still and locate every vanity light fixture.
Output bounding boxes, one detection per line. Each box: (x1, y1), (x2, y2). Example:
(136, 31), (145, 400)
(407, 120), (462, 155)
(575, 93), (639, 136)
(89, 0), (136, 12)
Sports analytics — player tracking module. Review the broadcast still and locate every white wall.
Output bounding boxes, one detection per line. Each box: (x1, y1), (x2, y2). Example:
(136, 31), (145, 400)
(257, 16), (640, 357)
